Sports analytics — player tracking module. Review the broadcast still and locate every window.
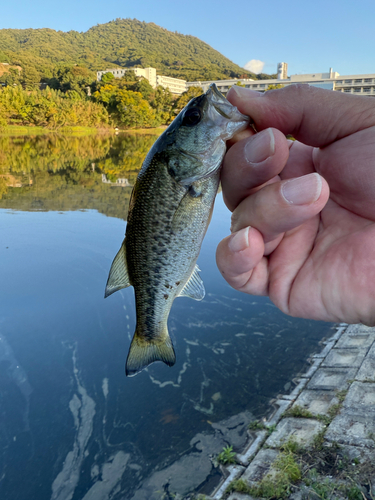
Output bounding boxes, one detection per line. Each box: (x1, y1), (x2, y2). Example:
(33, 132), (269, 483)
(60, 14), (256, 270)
(344, 88), (352, 92)
(336, 80), (342, 84)
(354, 79), (362, 83)
(364, 78), (372, 82)
(364, 87), (371, 92)
(345, 80), (352, 83)
(354, 87), (361, 92)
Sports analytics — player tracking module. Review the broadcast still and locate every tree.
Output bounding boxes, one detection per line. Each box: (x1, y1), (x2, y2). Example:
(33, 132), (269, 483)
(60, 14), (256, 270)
(266, 84), (284, 90)
(114, 89), (156, 128)
(101, 72), (115, 84)
(150, 86), (173, 124)
(21, 66), (41, 89)
(131, 77), (154, 100)
(173, 86), (203, 114)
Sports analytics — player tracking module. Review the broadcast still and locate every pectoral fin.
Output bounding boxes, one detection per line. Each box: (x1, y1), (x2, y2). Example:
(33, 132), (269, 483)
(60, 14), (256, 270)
(178, 265), (205, 301)
(104, 240), (131, 298)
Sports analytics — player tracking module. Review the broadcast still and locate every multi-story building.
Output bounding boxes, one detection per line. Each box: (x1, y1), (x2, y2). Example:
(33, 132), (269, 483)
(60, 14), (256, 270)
(96, 67), (187, 94)
(187, 65), (375, 97)
(186, 78), (255, 94)
(97, 67), (157, 87)
(156, 75), (186, 94)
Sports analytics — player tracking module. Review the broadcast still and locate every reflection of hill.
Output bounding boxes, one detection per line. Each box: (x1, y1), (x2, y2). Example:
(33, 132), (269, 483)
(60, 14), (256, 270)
(0, 133), (159, 219)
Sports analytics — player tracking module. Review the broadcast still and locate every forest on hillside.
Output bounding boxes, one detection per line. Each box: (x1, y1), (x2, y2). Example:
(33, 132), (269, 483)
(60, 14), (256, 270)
(0, 18), (275, 83)
(0, 19), (276, 130)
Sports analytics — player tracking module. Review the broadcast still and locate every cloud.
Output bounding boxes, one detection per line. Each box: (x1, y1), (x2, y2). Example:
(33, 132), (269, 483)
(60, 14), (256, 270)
(243, 59), (265, 74)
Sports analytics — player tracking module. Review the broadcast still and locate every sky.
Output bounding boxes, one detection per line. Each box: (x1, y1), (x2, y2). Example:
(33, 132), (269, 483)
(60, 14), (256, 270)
(1, 0), (375, 77)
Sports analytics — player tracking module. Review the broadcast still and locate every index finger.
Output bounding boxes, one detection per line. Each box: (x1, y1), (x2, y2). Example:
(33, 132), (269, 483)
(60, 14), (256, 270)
(227, 85), (375, 147)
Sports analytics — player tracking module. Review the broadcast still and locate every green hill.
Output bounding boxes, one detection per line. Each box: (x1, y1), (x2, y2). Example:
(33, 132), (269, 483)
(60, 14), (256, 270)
(0, 19), (271, 82)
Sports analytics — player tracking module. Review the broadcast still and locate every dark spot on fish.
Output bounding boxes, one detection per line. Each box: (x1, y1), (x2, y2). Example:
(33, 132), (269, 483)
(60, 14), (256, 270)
(175, 281), (180, 286)
(164, 294), (169, 300)
(188, 185), (202, 198)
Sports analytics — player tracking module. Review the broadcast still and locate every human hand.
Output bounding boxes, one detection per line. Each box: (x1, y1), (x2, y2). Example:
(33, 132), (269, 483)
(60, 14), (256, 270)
(216, 84), (375, 325)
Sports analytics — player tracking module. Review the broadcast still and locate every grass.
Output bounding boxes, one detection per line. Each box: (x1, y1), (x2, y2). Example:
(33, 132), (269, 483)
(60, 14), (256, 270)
(226, 441), (302, 499)
(248, 420), (277, 435)
(216, 445), (237, 465)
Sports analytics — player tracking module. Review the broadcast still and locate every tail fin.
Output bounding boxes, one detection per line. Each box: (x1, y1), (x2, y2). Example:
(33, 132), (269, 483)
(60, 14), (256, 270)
(126, 328), (176, 377)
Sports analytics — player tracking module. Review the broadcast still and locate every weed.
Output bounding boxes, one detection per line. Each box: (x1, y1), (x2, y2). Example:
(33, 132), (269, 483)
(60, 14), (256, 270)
(248, 420), (267, 431)
(283, 405), (314, 419)
(248, 420), (276, 435)
(225, 479), (252, 495)
(216, 445), (236, 465)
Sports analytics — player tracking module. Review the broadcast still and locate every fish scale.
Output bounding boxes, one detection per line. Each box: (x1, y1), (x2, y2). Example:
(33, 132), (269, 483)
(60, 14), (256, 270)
(105, 84), (249, 376)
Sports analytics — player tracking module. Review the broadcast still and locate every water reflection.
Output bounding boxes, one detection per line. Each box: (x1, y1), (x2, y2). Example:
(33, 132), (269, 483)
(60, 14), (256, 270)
(0, 133), (334, 500)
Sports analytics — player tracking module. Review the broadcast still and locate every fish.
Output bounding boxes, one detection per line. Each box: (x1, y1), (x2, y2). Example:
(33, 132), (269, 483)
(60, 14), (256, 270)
(105, 84), (249, 377)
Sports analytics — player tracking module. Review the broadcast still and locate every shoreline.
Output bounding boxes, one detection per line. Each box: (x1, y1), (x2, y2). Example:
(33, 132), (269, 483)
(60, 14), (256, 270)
(206, 323), (375, 500)
(0, 125), (166, 137)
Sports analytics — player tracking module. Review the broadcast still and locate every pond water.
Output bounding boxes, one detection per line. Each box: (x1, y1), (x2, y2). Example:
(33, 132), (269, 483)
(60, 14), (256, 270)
(0, 133), (335, 500)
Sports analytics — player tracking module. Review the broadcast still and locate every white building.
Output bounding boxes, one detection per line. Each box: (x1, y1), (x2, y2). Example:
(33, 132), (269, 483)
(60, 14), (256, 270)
(96, 67), (187, 94)
(97, 67), (157, 88)
(188, 65), (375, 97)
(277, 62), (288, 80)
(186, 78), (255, 94)
(156, 75), (186, 94)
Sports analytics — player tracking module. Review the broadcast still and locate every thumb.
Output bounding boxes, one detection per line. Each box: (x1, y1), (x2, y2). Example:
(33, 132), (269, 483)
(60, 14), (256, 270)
(227, 84), (375, 147)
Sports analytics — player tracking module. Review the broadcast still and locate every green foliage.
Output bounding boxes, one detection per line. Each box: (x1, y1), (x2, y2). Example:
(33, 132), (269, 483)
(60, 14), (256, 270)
(216, 445), (236, 465)
(266, 84), (284, 90)
(0, 19), (276, 83)
(173, 86), (203, 115)
(283, 405), (315, 419)
(101, 72), (115, 83)
(115, 89), (156, 128)
(0, 85), (109, 128)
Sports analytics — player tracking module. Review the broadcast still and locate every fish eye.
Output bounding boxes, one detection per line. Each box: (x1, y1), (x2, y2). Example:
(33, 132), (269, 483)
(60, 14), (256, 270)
(182, 107), (202, 127)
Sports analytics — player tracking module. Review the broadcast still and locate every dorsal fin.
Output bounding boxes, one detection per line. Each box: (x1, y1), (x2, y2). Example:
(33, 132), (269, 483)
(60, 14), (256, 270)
(178, 265), (205, 301)
(104, 240), (131, 298)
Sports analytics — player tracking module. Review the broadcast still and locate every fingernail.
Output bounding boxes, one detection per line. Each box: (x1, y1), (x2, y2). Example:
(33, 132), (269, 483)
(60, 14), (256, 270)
(230, 86), (262, 99)
(281, 173), (322, 205)
(244, 129), (275, 164)
(228, 227), (250, 252)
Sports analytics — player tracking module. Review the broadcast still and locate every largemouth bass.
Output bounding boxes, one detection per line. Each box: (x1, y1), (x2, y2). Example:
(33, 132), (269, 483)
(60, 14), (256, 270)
(105, 84), (249, 376)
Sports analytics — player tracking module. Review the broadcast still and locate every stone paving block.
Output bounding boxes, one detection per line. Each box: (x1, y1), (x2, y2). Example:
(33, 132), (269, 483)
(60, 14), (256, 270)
(307, 367), (358, 391)
(325, 408), (375, 448)
(339, 444), (375, 463)
(335, 332), (375, 349)
(242, 448), (279, 485)
(322, 348), (367, 368)
(294, 389), (339, 416)
(356, 342), (375, 382)
(265, 418), (325, 448)
(343, 381), (375, 409)
(345, 324), (375, 334)
(213, 465), (244, 500)
(237, 431), (267, 466)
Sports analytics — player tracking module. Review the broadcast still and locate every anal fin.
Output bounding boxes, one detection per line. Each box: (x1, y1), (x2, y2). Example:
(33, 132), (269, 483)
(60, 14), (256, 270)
(104, 239), (131, 298)
(178, 264), (205, 301)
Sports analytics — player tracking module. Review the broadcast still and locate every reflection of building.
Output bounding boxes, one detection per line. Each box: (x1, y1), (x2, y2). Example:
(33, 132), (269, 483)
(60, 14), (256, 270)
(0, 174), (32, 187)
(188, 64), (375, 97)
(101, 174), (131, 186)
(96, 67), (187, 94)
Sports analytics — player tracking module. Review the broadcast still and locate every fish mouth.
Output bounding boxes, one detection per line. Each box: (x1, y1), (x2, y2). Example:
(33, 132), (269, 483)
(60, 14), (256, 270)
(207, 83), (249, 122)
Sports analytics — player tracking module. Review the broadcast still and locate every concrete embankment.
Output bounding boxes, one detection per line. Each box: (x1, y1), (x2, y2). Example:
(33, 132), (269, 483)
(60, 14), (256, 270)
(207, 323), (375, 500)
